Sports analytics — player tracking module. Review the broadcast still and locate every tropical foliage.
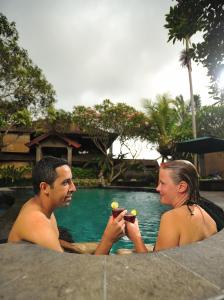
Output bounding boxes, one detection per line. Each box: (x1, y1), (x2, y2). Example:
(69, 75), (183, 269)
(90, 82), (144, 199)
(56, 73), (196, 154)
(197, 105), (224, 138)
(165, 1), (224, 101)
(143, 94), (192, 161)
(42, 106), (73, 133)
(0, 13), (56, 127)
(165, 6), (197, 138)
(0, 165), (32, 184)
(71, 167), (97, 179)
(72, 99), (150, 183)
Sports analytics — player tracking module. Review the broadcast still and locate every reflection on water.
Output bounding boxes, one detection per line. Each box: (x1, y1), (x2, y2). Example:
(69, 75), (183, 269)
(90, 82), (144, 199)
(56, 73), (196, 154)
(55, 188), (170, 253)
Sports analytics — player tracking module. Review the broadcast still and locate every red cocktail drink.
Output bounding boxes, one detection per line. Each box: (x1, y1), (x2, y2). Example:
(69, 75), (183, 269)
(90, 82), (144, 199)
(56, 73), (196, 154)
(112, 208), (125, 218)
(124, 213), (136, 223)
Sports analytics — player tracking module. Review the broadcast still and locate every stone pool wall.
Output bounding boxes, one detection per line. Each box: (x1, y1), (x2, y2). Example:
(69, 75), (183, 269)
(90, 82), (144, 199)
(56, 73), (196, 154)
(0, 189), (224, 299)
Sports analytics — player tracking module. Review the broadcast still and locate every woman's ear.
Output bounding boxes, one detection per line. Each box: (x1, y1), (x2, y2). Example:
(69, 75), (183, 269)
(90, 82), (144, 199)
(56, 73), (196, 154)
(39, 182), (50, 195)
(178, 181), (188, 193)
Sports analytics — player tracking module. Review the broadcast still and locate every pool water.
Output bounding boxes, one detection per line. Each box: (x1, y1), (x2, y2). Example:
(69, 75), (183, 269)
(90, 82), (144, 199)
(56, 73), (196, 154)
(55, 188), (170, 253)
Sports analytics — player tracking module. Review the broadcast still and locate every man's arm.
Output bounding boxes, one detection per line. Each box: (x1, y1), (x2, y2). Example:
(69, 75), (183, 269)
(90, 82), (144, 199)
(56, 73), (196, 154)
(59, 240), (99, 254)
(154, 211), (180, 251)
(95, 210), (126, 255)
(16, 213), (64, 252)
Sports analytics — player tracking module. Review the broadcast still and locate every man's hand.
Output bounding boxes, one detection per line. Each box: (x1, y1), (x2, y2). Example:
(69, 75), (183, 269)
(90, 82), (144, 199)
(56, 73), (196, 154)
(94, 210), (126, 255)
(104, 210), (127, 242)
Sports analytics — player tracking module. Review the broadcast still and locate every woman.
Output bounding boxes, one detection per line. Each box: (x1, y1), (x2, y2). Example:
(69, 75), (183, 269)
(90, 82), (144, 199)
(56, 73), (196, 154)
(126, 160), (224, 252)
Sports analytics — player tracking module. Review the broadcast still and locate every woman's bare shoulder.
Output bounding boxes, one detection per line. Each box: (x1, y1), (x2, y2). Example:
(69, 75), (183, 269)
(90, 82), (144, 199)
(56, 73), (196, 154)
(162, 206), (188, 219)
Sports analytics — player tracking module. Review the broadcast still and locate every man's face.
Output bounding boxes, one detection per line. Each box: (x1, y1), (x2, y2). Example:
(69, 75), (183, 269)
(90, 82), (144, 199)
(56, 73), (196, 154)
(49, 165), (76, 208)
(156, 168), (179, 205)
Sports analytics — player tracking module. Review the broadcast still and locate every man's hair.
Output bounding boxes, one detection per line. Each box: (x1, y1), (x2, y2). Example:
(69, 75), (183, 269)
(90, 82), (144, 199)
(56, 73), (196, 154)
(32, 156), (70, 195)
(160, 160), (200, 203)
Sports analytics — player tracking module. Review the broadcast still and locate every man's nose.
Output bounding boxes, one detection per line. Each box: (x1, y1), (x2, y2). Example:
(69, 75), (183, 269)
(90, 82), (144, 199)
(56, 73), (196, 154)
(156, 183), (160, 192)
(70, 181), (76, 192)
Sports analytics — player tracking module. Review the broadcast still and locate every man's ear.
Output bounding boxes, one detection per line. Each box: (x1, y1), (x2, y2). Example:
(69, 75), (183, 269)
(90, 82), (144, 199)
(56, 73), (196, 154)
(39, 182), (50, 195)
(178, 181), (188, 193)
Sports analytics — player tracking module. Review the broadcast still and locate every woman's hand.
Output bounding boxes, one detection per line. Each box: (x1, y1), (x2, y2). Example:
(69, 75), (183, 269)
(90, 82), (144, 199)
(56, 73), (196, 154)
(94, 210), (127, 255)
(125, 218), (148, 253)
(125, 218), (142, 242)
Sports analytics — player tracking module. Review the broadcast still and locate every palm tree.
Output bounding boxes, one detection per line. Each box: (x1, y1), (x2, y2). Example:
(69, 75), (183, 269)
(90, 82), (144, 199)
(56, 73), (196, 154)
(143, 94), (193, 162)
(174, 94), (189, 123)
(179, 38), (197, 139)
(143, 94), (178, 162)
(165, 4), (200, 167)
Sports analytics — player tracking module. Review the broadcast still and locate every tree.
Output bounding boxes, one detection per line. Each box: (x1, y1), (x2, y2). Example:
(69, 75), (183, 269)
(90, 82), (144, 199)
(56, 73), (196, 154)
(72, 99), (150, 184)
(44, 106), (73, 133)
(172, 94), (193, 140)
(191, 1), (224, 101)
(0, 13), (56, 123)
(165, 1), (224, 101)
(197, 105), (224, 138)
(165, 6), (197, 139)
(143, 94), (192, 161)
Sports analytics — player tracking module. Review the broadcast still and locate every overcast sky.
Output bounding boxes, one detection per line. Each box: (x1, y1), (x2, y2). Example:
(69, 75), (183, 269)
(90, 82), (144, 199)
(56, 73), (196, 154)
(0, 0), (211, 159)
(1, 0), (211, 113)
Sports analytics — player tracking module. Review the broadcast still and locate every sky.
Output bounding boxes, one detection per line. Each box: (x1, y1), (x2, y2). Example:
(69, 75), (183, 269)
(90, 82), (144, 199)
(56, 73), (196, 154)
(0, 0), (212, 159)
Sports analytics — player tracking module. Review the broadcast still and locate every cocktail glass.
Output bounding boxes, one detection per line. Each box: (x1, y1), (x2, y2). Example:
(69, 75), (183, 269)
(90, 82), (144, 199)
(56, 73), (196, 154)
(112, 207), (125, 218)
(124, 213), (136, 223)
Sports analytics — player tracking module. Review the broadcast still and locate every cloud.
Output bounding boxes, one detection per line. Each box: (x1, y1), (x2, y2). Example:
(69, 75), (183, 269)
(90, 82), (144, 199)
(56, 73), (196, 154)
(1, 0), (210, 113)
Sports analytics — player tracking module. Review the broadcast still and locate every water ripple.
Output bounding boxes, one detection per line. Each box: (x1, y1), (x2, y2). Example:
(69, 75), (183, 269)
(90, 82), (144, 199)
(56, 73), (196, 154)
(55, 188), (170, 253)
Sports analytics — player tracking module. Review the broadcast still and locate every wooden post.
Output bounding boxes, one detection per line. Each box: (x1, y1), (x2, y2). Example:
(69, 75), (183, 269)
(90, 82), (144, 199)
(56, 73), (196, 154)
(36, 145), (42, 162)
(67, 146), (72, 166)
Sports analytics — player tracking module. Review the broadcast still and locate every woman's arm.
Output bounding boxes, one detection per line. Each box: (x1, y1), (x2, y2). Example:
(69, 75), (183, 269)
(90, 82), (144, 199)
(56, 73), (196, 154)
(125, 219), (148, 253)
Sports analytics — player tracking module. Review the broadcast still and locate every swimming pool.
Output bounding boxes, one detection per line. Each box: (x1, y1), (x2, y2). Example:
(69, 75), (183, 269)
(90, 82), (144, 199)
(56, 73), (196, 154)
(55, 188), (170, 253)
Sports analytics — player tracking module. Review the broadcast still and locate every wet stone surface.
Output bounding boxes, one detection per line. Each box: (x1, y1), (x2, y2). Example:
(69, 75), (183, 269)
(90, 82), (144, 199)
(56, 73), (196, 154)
(0, 190), (224, 299)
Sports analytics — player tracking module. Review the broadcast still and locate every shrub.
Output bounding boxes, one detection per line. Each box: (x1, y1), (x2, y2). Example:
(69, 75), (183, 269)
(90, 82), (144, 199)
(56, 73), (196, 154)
(0, 165), (32, 185)
(72, 167), (98, 179)
(74, 178), (102, 187)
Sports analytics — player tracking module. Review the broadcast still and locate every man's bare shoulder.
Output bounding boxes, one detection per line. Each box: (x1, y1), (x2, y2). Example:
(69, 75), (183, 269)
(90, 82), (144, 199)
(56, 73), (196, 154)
(8, 198), (52, 241)
(20, 202), (54, 229)
(8, 201), (62, 251)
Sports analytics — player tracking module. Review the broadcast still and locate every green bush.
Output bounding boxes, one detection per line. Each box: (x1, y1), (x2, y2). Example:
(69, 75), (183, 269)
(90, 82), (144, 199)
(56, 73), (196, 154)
(74, 178), (101, 187)
(72, 167), (98, 179)
(0, 165), (32, 185)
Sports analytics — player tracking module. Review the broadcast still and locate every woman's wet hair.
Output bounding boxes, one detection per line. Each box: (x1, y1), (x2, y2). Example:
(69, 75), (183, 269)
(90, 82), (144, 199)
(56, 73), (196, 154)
(160, 160), (200, 204)
(32, 156), (69, 195)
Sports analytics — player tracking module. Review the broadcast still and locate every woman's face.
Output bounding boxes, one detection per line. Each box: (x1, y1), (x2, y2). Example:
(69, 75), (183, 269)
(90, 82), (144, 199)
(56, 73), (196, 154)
(156, 168), (180, 205)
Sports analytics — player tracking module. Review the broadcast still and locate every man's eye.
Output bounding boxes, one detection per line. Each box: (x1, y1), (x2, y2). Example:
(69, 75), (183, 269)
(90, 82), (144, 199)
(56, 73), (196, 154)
(63, 179), (73, 186)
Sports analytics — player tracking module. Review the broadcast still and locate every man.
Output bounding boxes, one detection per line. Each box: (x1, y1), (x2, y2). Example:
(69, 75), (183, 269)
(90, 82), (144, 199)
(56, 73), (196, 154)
(8, 156), (126, 254)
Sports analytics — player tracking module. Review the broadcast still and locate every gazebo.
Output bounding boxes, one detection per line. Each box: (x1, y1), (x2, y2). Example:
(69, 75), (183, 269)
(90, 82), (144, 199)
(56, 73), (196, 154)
(176, 136), (224, 177)
(26, 131), (81, 165)
(176, 136), (224, 154)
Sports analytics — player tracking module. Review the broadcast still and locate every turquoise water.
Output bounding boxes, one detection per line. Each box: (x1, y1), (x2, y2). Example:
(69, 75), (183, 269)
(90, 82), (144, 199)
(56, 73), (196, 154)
(55, 188), (170, 253)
